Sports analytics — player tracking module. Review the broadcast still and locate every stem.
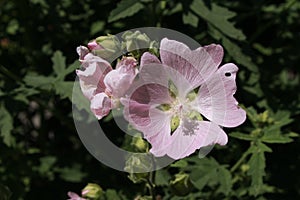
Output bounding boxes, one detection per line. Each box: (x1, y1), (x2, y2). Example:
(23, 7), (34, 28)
(147, 172), (156, 200)
(230, 150), (250, 173)
(0, 64), (23, 83)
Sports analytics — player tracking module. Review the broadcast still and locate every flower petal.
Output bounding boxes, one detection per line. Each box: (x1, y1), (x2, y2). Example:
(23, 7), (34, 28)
(76, 54), (112, 99)
(195, 63), (246, 127)
(90, 93), (111, 119)
(140, 52), (161, 66)
(104, 57), (137, 98)
(162, 121), (227, 160)
(159, 38), (223, 87)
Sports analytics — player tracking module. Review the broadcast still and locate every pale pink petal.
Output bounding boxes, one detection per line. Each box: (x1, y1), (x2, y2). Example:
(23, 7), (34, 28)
(140, 52), (161, 66)
(90, 93), (111, 119)
(121, 98), (171, 138)
(162, 121), (227, 160)
(194, 63), (246, 127)
(67, 191), (86, 200)
(104, 57), (137, 98)
(159, 38), (223, 87)
(76, 54), (112, 99)
(88, 40), (103, 50)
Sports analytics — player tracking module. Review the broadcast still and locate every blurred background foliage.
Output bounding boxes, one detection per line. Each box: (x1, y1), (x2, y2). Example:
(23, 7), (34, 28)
(0, 0), (299, 199)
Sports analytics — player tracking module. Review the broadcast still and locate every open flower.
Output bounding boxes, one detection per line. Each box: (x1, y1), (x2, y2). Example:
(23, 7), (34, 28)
(76, 52), (138, 119)
(122, 38), (246, 160)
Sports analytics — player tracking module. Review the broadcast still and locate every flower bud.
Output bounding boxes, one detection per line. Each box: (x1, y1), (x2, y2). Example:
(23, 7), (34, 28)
(170, 173), (193, 196)
(122, 31), (151, 52)
(81, 183), (103, 199)
(94, 35), (122, 62)
(124, 154), (152, 183)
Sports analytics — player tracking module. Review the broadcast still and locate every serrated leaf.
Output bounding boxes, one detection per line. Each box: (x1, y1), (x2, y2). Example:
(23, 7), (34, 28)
(247, 146), (267, 196)
(0, 104), (15, 147)
(217, 166), (232, 195)
(261, 133), (293, 144)
(54, 81), (74, 100)
(191, 0), (245, 40)
(170, 159), (188, 168)
(183, 12), (199, 27)
(24, 74), (55, 90)
(230, 132), (256, 141)
(247, 152), (265, 196)
(155, 169), (171, 186)
(51, 51), (66, 76)
(108, 0), (144, 23)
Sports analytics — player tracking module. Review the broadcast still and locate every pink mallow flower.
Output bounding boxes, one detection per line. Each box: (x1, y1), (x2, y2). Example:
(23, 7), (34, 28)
(122, 38), (246, 160)
(67, 192), (86, 200)
(76, 53), (137, 119)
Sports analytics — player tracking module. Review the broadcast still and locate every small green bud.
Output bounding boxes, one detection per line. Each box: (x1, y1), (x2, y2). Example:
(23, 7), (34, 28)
(170, 173), (193, 196)
(82, 183), (103, 199)
(241, 164), (250, 172)
(124, 154), (152, 183)
(94, 34), (122, 61)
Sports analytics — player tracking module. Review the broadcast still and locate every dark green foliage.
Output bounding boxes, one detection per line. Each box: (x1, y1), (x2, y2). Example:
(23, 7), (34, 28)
(0, 0), (299, 199)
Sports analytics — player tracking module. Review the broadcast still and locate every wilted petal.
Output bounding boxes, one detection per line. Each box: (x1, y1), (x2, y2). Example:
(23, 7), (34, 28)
(195, 63), (246, 127)
(160, 38), (223, 87)
(162, 121), (227, 160)
(76, 54), (112, 99)
(90, 93), (111, 120)
(76, 46), (89, 61)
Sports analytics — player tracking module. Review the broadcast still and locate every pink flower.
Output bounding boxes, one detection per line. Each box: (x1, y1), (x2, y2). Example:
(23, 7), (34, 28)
(76, 53), (137, 119)
(122, 38), (246, 160)
(67, 192), (86, 200)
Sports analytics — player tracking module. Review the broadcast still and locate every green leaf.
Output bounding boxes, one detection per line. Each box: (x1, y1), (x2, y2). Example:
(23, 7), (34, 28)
(191, 0), (246, 40)
(183, 12), (199, 27)
(230, 132), (256, 141)
(155, 170), (171, 186)
(261, 133), (293, 144)
(54, 81), (74, 100)
(108, 0), (145, 23)
(0, 104), (15, 147)
(24, 74), (55, 90)
(247, 143), (270, 196)
(217, 166), (232, 195)
(90, 21), (105, 35)
(51, 51), (66, 76)
(56, 164), (87, 183)
(0, 184), (12, 200)
(105, 189), (121, 200)
(170, 159), (188, 168)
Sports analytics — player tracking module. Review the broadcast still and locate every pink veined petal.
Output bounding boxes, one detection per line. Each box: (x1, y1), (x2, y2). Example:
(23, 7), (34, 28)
(121, 98), (171, 138)
(76, 54), (112, 99)
(90, 93), (111, 120)
(140, 52), (161, 66)
(164, 121), (227, 160)
(195, 63), (246, 128)
(159, 38), (223, 87)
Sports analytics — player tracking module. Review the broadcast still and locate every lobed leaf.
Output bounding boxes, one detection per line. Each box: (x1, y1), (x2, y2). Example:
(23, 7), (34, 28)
(108, 0), (145, 23)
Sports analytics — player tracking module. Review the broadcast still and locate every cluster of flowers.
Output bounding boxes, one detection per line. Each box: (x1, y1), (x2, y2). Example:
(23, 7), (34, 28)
(76, 31), (246, 161)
